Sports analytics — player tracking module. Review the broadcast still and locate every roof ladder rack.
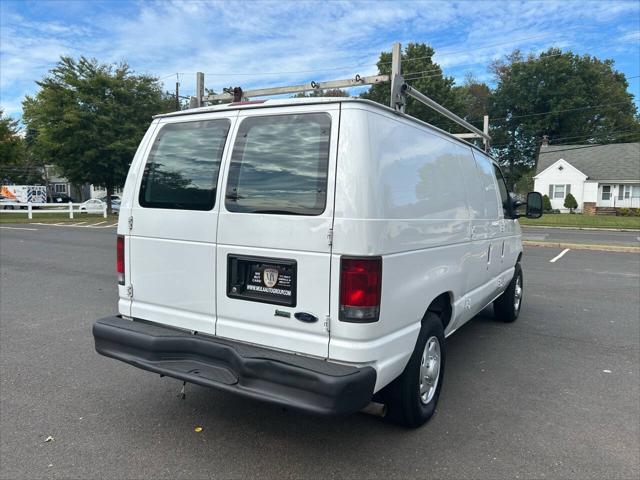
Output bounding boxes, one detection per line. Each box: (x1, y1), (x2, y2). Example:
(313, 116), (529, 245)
(189, 42), (491, 151)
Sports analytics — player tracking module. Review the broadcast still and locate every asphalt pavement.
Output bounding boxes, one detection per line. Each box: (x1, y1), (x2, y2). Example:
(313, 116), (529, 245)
(522, 225), (640, 247)
(1, 224), (639, 479)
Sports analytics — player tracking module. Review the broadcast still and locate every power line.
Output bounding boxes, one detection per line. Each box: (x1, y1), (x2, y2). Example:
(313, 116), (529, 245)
(490, 130), (640, 149)
(491, 129), (640, 146)
(486, 100), (638, 124)
(524, 140), (640, 155)
(198, 28), (587, 77)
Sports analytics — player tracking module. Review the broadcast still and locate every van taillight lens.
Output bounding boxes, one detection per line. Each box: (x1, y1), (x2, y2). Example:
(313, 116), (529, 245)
(339, 257), (382, 323)
(116, 235), (125, 285)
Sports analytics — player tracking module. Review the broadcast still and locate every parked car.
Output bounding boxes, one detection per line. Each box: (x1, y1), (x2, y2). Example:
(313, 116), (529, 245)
(97, 195), (121, 213)
(98, 195), (121, 203)
(49, 193), (76, 203)
(109, 199), (121, 213)
(92, 98), (542, 428)
(78, 198), (106, 213)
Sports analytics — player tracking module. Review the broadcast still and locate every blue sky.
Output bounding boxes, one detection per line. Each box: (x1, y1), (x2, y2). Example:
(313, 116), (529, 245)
(1, 0), (639, 120)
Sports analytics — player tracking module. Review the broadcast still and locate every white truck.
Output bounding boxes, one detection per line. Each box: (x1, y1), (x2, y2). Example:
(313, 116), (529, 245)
(92, 97), (542, 427)
(0, 185), (47, 207)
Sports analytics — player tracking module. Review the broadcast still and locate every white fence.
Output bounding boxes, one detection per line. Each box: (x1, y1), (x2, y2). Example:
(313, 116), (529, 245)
(0, 202), (107, 219)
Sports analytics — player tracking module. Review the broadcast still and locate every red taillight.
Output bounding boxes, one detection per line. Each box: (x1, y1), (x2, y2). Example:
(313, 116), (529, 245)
(339, 257), (382, 323)
(116, 235), (125, 285)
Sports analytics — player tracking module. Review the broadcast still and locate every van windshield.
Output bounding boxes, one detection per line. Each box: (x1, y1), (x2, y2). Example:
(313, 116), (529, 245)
(225, 113), (331, 216)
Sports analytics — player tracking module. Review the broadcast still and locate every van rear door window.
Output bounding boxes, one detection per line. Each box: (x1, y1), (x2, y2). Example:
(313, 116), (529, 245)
(139, 119), (230, 210)
(225, 113), (331, 216)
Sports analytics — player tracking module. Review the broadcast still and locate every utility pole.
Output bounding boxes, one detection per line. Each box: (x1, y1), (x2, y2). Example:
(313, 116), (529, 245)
(196, 72), (205, 108)
(175, 77), (180, 111)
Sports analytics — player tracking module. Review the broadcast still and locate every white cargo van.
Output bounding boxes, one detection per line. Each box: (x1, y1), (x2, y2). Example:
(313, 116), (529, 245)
(93, 98), (542, 427)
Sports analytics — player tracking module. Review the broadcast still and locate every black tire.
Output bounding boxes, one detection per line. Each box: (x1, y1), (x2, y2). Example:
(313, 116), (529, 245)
(493, 262), (523, 323)
(383, 312), (446, 428)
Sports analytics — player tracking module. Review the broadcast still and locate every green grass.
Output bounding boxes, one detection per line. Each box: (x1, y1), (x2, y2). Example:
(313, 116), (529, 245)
(0, 212), (117, 224)
(519, 213), (640, 229)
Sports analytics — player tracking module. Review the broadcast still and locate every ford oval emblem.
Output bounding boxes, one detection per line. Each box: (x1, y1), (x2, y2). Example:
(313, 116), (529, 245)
(294, 312), (318, 323)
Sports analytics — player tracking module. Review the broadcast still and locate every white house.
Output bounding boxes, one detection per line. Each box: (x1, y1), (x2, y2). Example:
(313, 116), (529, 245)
(534, 142), (640, 213)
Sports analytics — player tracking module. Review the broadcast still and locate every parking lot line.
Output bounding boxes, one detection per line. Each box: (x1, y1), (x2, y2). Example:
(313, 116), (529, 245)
(91, 221), (107, 226)
(0, 226), (38, 231)
(550, 248), (570, 263)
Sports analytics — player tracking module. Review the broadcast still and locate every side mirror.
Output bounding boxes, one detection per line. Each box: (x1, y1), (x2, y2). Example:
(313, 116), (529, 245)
(525, 192), (543, 219)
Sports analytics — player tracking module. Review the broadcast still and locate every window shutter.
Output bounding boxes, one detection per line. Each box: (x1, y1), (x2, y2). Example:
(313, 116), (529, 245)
(549, 185), (553, 198)
(618, 184), (624, 200)
(566, 184), (571, 196)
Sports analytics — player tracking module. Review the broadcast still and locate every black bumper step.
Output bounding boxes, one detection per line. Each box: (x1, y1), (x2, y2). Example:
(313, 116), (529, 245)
(93, 316), (376, 416)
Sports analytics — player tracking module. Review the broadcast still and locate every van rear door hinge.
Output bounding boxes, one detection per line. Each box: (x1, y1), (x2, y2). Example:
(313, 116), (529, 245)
(324, 315), (331, 333)
(128, 216), (133, 231)
(327, 228), (334, 246)
(126, 285), (133, 298)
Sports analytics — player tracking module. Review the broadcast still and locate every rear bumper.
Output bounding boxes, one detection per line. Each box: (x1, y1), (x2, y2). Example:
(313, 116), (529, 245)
(93, 316), (376, 416)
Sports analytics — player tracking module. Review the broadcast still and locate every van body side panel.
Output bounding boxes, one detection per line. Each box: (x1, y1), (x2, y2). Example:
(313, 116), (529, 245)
(128, 112), (237, 335)
(330, 106), (472, 391)
(215, 105), (339, 359)
(117, 120), (160, 317)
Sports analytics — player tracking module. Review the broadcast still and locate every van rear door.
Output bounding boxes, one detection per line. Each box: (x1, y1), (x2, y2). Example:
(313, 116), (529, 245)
(215, 105), (338, 358)
(128, 113), (235, 334)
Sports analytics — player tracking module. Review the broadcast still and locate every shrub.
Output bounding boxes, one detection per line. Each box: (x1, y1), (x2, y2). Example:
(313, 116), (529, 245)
(542, 194), (552, 212)
(564, 193), (578, 213)
(618, 208), (630, 217)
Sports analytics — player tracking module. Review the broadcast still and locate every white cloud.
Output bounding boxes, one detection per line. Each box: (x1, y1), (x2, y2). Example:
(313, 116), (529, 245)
(1, 0), (639, 119)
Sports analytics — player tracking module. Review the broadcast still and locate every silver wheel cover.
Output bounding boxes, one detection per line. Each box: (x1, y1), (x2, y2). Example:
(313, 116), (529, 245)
(419, 336), (441, 405)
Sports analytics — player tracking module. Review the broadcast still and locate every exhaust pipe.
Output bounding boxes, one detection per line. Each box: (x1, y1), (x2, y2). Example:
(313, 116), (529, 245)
(360, 401), (387, 417)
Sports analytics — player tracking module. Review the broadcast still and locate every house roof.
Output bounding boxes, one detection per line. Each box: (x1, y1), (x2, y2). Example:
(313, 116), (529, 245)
(536, 142), (640, 180)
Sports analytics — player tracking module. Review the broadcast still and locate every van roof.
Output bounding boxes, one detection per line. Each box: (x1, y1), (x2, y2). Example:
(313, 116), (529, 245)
(155, 97), (490, 157)
(155, 97), (367, 118)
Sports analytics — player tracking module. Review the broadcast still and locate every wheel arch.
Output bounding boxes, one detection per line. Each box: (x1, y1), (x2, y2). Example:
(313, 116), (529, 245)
(424, 292), (453, 331)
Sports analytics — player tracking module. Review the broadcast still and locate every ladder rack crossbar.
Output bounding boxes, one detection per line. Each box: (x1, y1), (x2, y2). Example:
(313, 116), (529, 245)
(402, 83), (490, 143)
(205, 74), (389, 102)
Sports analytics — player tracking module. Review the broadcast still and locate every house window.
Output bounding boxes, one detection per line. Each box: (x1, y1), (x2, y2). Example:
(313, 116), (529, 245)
(54, 184), (67, 194)
(618, 184), (635, 200)
(602, 185), (611, 200)
(553, 184), (565, 198)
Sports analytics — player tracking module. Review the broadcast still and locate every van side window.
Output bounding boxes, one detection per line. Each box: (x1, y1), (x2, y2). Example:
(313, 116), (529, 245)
(225, 113), (331, 216)
(493, 164), (510, 217)
(139, 119), (231, 211)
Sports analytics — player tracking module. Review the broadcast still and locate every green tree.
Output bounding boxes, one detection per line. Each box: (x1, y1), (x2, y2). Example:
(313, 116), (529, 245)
(452, 73), (492, 122)
(513, 170), (534, 195)
(293, 89), (349, 98)
(22, 57), (174, 212)
(564, 193), (578, 213)
(0, 109), (23, 165)
(490, 48), (640, 187)
(0, 109), (45, 184)
(542, 194), (552, 213)
(362, 43), (467, 129)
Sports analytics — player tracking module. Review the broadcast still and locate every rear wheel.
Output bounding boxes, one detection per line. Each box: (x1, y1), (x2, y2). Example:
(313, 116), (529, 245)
(384, 312), (446, 428)
(493, 263), (523, 323)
